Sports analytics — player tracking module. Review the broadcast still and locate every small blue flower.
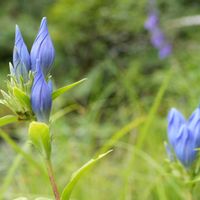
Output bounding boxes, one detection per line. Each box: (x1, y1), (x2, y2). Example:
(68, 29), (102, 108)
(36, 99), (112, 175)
(30, 17), (55, 76)
(188, 108), (200, 147)
(31, 59), (52, 122)
(167, 107), (200, 168)
(167, 108), (185, 148)
(13, 25), (31, 81)
(174, 125), (196, 168)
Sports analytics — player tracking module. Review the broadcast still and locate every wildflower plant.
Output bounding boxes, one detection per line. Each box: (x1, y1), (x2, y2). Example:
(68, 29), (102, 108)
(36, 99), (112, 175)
(166, 106), (200, 191)
(144, 0), (172, 59)
(0, 17), (111, 199)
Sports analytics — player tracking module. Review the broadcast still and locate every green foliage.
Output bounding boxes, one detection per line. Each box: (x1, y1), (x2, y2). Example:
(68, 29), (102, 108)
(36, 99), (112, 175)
(0, 115), (17, 127)
(1, 0), (200, 199)
(52, 78), (87, 100)
(61, 150), (112, 200)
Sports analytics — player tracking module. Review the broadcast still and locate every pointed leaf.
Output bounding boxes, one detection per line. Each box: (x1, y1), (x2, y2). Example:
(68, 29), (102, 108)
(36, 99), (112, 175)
(13, 87), (31, 108)
(61, 150), (112, 200)
(1, 90), (11, 101)
(0, 115), (18, 127)
(0, 99), (7, 105)
(52, 78), (87, 100)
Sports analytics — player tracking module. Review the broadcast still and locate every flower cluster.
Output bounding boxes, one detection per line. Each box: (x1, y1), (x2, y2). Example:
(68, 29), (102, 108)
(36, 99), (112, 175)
(145, 10), (172, 59)
(1, 17), (54, 123)
(167, 107), (200, 168)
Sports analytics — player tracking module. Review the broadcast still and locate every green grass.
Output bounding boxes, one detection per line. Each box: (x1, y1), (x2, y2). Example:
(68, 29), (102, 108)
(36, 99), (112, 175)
(1, 56), (200, 199)
(2, 1), (200, 198)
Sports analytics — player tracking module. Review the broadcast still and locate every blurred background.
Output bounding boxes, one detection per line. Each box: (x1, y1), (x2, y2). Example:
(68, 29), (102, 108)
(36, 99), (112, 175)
(1, 0), (200, 199)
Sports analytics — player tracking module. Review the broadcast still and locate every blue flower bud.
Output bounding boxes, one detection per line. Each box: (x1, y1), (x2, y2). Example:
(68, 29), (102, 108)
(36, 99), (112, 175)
(30, 17), (55, 76)
(13, 25), (31, 81)
(174, 125), (196, 168)
(31, 60), (52, 122)
(188, 108), (200, 147)
(167, 107), (200, 168)
(167, 108), (185, 148)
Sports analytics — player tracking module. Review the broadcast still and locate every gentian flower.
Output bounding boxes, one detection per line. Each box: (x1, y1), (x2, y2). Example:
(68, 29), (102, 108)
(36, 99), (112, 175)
(30, 17), (55, 76)
(173, 125), (196, 168)
(188, 108), (200, 147)
(12, 25), (31, 82)
(145, 5), (172, 59)
(167, 108), (185, 148)
(167, 107), (200, 168)
(31, 59), (52, 123)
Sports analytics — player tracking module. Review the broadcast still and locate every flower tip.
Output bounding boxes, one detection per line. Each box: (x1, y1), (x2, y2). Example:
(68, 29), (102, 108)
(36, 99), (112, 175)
(15, 24), (19, 30)
(42, 16), (47, 21)
(40, 17), (48, 29)
(15, 25), (22, 39)
(168, 108), (178, 120)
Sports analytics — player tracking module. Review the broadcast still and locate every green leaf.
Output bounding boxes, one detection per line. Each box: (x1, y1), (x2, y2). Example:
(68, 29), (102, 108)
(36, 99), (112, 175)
(29, 121), (51, 159)
(0, 99), (6, 104)
(13, 87), (31, 108)
(61, 150), (112, 200)
(1, 90), (10, 101)
(0, 115), (18, 127)
(52, 78), (87, 100)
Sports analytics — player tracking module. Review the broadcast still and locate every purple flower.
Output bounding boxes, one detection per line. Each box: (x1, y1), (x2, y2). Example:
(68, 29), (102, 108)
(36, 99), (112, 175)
(159, 43), (172, 59)
(144, 12), (158, 31)
(12, 25), (31, 81)
(150, 28), (165, 49)
(30, 17), (55, 76)
(145, 3), (172, 59)
(167, 107), (200, 168)
(31, 59), (52, 122)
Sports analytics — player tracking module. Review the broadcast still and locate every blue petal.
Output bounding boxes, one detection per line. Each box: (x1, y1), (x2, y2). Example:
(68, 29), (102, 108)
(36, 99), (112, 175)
(30, 17), (55, 76)
(174, 125), (196, 168)
(31, 60), (52, 122)
(188, 108), (200, 148)
(13, 25), (30, 81)
(167, 108), (185, 148)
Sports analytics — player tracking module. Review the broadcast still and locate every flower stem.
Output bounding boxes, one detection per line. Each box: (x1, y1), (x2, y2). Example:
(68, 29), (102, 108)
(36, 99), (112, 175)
(46, 159), (60, 200)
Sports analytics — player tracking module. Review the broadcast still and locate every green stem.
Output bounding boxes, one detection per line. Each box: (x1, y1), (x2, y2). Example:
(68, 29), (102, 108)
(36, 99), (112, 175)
(46, 159), (60, 200)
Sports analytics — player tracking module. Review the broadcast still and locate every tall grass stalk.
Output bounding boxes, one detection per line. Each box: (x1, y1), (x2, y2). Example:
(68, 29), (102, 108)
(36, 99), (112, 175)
(121, 66), (173, 199)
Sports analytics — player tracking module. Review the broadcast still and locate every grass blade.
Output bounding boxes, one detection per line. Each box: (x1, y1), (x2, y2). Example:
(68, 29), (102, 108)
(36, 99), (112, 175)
(96, 116), (146, 155)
